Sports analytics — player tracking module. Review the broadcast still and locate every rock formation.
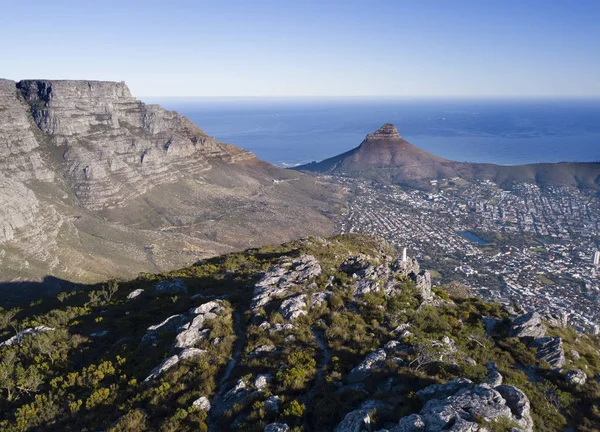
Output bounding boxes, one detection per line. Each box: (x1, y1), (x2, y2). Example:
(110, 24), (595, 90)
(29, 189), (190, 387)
(0, 79), (338, 286)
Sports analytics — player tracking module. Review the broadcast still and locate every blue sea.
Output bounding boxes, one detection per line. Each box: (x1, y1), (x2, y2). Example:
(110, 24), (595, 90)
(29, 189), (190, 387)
(144, 98), (600, 167)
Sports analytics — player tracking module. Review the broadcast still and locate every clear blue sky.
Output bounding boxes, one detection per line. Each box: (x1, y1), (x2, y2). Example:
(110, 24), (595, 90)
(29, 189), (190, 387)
(2, 0), (599, 97)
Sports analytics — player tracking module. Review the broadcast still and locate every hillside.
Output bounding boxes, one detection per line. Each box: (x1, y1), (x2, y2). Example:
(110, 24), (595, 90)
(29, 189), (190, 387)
(1, 234), (599, 431)
(297, 124), (600, 190)
(0, 79), (341, 285)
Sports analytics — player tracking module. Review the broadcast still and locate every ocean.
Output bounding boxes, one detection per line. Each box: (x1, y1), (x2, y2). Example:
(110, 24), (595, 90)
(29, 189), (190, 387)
(144, 98), (600, 167)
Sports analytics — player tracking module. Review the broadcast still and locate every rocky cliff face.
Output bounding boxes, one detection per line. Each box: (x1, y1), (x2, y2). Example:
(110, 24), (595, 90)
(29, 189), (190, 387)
(0, 79), (339, 286)
(15, 79), (253, 210)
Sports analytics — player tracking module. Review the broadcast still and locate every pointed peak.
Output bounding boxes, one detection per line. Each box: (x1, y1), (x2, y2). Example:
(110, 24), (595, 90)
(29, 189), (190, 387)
(366, 123), (401, 140)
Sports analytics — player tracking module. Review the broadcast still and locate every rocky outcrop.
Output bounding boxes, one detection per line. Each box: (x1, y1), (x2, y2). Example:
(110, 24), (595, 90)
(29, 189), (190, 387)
(341, 254), (432, 300)
(347, 349), (387, 383)
(334, 400), (388, 432)
(564, 369), (587, 386)
(509, 312), (547, 339)
(395, 377), (534, 432)
(530, 336), (565, 369)
(192, 396), (211, 412)
(0, 326), (55, 347)
(250, 255), (322, 313)
(15, 80), (254, 210)
(144, 347), (206, 381)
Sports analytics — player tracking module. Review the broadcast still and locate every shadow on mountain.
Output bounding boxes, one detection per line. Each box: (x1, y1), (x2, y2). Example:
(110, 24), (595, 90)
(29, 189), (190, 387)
(0, 276), (91, 308)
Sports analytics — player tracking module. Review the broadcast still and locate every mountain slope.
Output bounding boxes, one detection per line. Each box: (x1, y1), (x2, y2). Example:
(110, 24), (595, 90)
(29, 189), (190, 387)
(297, 123), (600, 190)
(0, 234), (598, 431)
(0, 79), (341, 285)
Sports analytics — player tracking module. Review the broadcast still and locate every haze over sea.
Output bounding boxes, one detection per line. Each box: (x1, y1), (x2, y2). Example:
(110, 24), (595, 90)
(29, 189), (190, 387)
(146, 98), (600, 167)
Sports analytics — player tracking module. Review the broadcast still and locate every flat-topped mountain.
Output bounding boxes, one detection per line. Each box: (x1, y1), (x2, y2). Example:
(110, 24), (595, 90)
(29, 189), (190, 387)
(297, 123), (600, 190)
(0, 79), (340, 285)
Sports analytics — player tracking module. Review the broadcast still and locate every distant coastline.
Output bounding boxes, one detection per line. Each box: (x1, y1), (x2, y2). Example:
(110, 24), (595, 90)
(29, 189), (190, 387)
(148, 98), (600, 167)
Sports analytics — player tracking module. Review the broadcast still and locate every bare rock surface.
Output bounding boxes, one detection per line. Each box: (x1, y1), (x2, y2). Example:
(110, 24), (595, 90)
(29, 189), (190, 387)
(144, 348), (206, 381)
(0, 79), (338, 285)
(334, 400), (388, 432)
(192, 396), (211, 412)
(0, 326), (55, 347)
(564, 369), (587, 386)
(530, 336), (565, 368)
(347, 349), (387, 383)
(509, 312), (547, 339)
(250, 255), (321, 312)
(404, 378), (534, 432)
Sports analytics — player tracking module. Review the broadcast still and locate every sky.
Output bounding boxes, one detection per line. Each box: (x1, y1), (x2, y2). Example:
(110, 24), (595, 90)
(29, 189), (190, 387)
(1, 0), (599, 98)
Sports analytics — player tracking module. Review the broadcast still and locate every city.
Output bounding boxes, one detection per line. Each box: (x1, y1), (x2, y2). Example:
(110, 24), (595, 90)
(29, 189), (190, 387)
(335, 176), (600, 333)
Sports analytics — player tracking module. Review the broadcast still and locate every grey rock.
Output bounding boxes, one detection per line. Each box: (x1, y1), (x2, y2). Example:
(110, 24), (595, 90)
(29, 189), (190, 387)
(347, 349), (387, 382)
(334, 400), (388, 432)
(531, 336), (565, 368)
(279, 294), (308, 321)
(144, 348), (207, 382)
(392, 413), (425, 432)
(127, 288), (144, 299)
(264, 395), (281, 413)
(153, 278), (188, 296)
(0, 326), (55, 347)
(564, 369), (587, 386)
(250, 344), (276, 357)
(417, 378), (473, 403)
(411, 271), (432, 301)
(509, 312), (547, 339)
(254, 374), (273, 390)
(189, 300), (224, 315)
(90, 330), (109, 338)
(570, 350), (580, 360)
(192, 396), (211, 412)
(251, 255), (322, 312)
(264, 424), (289, 432)
(496, 385), (534, 432)
(485, 362), (503, 387)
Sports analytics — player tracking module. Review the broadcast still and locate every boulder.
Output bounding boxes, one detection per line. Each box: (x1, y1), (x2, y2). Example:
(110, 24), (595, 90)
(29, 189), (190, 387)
(189, 300), (224, 315)
(411, 271), (432, 301)
(416, 378), (473, 403)
(264, 395), (281, 413)
(279, 294), (308, 321)
(496, 385), (533, 432)
(153, 278), (188, 296)
(192, 396), (211, 412)
(264, 424), (289, 432)
(144, 348), (206, 381)
(126, 288), (144, 299)
(509, 312), (546, 339)
(570, 350), (580, 360)
(250, 344), (276, 357)
(334, 400), (387, 432)
(392, 413), (425, 432)
(564, 369), (587, 386)
(347, 349), (387, 383)
(531, 336), (565, 368)
(254, 374), (273, 390)
(485, 362), (503, 387)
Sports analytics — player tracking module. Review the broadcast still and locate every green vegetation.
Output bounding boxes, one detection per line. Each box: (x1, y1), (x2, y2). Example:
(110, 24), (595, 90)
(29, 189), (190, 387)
(0, 234), (598, 431)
